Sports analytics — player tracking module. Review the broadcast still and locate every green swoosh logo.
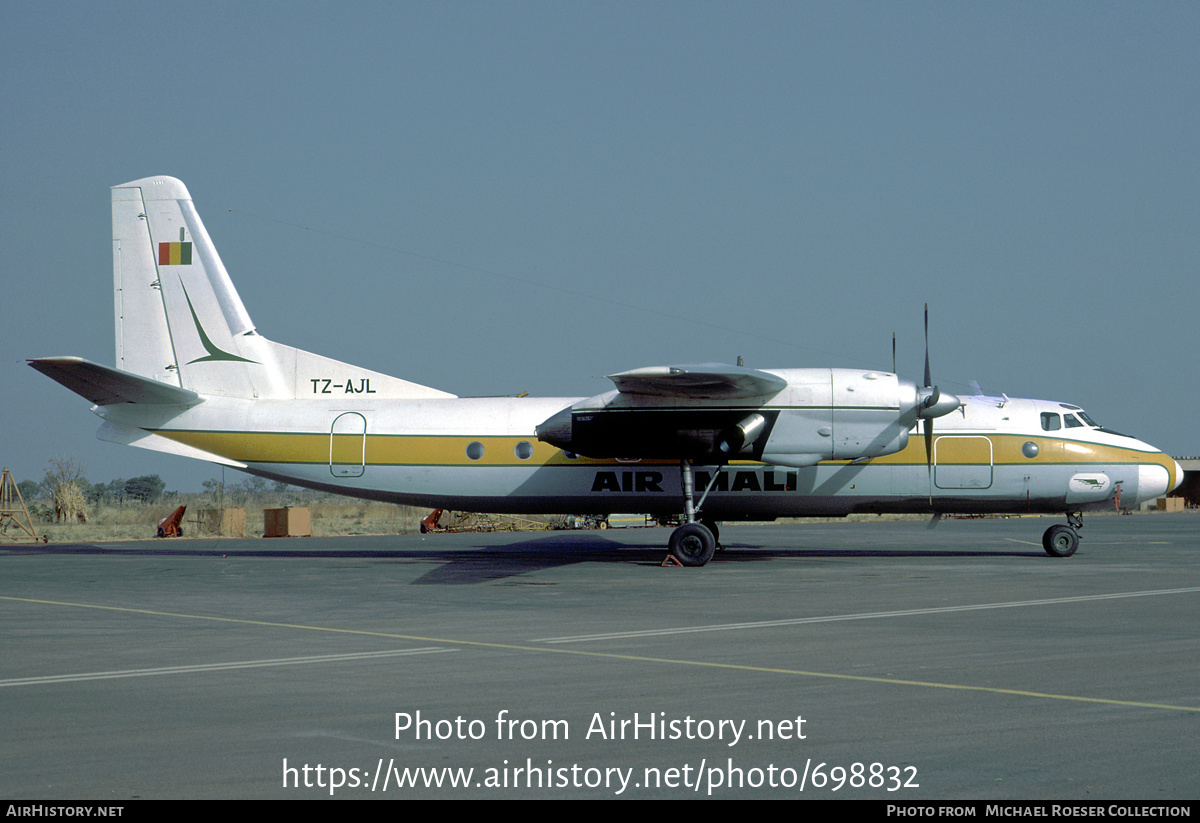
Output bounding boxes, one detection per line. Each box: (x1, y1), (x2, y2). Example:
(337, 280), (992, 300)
(180, 281), (258, 365)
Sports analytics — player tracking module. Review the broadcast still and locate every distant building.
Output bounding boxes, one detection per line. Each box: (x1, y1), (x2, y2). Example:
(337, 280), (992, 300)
(1174, 457), (1199, 507)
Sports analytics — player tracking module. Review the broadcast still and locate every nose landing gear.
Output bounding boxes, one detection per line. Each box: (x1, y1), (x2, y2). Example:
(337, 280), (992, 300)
(1043, 512), (1082, 557)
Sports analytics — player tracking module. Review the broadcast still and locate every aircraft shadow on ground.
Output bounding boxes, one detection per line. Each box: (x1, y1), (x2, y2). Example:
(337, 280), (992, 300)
(3, 534), (1044, 585)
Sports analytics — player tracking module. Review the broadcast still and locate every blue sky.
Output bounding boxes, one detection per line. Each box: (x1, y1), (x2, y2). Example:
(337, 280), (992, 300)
(3, 1), (1197, 494)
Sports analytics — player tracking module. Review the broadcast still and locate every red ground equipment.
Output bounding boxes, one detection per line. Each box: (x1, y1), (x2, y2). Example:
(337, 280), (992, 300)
(420, 509), (443, 533)
(156, 505), (187, 537)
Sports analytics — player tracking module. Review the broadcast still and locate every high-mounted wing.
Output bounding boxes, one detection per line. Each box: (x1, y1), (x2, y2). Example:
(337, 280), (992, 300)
(538, 363), (790, 461)
(607, 363), (786, 399)
(538, 365), (958, 467)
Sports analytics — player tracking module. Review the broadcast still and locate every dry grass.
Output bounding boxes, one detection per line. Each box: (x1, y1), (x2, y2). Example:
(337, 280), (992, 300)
(13, 496), (1168, 545)
(304, 501), (427, 537)
(17, 497), (429, 543)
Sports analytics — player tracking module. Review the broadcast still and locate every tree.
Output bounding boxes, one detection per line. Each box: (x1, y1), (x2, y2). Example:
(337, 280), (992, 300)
(17, 479), (42, 501)
(202, 478), (226, 504)
(106, 478), (127, 504)
(44, 456), (89, 524)
(124, 475), (165, 503)
(82, 480), (108, 506)
(45, 456), (86, 487)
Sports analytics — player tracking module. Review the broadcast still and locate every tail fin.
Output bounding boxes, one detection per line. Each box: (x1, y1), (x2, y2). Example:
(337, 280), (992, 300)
(113, 176), (257, 395)
(111, 176), (452, 400)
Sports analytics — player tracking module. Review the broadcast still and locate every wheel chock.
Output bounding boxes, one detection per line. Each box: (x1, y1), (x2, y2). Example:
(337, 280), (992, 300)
(661, 554), (683, 567)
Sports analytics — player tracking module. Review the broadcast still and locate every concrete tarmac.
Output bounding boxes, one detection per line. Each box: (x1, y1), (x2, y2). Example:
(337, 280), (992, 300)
(2, 512), (1198, 799)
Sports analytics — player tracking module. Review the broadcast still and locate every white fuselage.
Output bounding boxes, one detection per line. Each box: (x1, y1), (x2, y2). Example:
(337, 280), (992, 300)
(95, 389), (1181, 519)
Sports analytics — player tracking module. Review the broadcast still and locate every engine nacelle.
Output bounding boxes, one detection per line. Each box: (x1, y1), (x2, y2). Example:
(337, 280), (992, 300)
(757, 370), (914, 467)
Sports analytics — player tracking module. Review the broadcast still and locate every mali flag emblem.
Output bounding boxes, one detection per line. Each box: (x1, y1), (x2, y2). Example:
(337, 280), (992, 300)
(158, 242), (193, 265)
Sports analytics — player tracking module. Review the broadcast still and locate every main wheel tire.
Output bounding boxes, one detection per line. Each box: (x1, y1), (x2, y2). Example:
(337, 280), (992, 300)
(670, 523), (716, 567)
(1042, 524), (1079, 557)
(700, 519), (720, 547)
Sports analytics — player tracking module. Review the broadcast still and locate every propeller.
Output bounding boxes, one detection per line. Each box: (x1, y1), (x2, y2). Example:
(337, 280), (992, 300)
(914, 304), (962, 506)
(923, 305), (935, 499)
(891, 306), (961, 509)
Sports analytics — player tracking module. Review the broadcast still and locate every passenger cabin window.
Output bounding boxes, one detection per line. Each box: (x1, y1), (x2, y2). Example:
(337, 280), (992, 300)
(1040, 413), (1061, 431)
(1064, 414), (1084, 428)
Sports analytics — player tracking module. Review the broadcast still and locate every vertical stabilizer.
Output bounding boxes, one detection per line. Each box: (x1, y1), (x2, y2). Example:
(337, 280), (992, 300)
(110, 176), (454, 401)
(113, 176), (259, 397)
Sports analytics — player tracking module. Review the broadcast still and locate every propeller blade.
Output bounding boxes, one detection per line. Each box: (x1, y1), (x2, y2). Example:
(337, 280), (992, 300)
(921, 303), (942, 507)
(923, 303), (931, 388)
(925, 416), (934, 505)
(892, 332), (896, 374)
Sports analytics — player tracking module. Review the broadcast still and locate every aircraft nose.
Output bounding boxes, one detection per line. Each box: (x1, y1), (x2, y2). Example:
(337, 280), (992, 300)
(1137, 463), (1170, 503)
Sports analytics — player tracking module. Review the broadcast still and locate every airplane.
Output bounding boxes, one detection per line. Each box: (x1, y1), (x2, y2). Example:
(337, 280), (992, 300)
(30, 176), (1184, 566)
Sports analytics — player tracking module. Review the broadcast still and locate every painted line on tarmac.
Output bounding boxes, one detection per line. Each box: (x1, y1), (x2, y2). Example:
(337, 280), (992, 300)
(4, 594), (1198, 713)
(0, 648), (454, 688)
(1004, 539), (1175, 547)
(533, 587), (1200, 643)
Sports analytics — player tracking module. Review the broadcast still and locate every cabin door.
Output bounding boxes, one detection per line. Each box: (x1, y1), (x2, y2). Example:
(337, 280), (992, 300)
(330, 412), (367, 478)
(933, 435), (994, 490)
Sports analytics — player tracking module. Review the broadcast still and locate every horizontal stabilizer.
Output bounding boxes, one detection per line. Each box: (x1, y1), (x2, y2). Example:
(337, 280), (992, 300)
(28, 358), (201, 406)
(608, 363), (787, 399)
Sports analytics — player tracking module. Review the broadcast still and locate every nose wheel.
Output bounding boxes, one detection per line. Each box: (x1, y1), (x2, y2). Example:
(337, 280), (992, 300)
(1043, 512), (1082, 557)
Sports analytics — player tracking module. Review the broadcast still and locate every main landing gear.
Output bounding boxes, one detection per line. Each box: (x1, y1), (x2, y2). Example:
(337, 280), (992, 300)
(666, 460), (722, 567)
(1042, 512), (1082, 558)
(669, 522), (716, 566)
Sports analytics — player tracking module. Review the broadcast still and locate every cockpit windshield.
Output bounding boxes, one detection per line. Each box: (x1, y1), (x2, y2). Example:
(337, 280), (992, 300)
(1040, 407), (1132, 438)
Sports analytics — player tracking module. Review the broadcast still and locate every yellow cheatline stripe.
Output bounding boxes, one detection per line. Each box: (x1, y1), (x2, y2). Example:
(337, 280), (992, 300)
(153, 428), (1172, 473)
(3, 595), (1197, 713)
(154, 429), (571, 467)
(874, 434), (1169, 466)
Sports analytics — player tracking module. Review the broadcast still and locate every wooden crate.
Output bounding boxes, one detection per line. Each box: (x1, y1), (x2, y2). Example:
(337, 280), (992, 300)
(263, 507), (311, 537)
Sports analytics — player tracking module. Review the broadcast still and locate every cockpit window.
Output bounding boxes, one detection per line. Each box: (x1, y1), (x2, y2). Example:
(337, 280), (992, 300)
(1049, 406), (1133, 438)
